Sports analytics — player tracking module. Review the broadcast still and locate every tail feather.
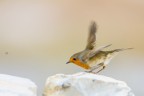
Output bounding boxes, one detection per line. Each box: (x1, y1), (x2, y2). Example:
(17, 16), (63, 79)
(112, 48), (133, 52)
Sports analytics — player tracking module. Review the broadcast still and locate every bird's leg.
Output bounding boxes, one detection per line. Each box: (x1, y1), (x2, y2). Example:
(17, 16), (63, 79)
(85, 63), (103, 73)
(91, 63), (103, 71)
(94, 65), (106, 74)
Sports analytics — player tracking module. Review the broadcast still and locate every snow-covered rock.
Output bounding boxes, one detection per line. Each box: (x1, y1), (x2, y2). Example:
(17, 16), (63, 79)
(0, 74), (37, 96)
(43, 72), (134, 96)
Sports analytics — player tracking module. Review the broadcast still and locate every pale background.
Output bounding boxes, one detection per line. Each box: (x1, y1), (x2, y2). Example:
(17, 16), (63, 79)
(0, 0), (144, 96)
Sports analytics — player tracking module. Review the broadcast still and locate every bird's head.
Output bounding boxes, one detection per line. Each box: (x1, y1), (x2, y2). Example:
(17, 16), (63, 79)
(66, 53), (80, 64)
(66, 52), (90, 70)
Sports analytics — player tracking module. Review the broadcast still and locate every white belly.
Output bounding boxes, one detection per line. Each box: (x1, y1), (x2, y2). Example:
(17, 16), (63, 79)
(88, 57), (105, 67)
(104, 54), (117, 65)
(88, 53), (117, 67)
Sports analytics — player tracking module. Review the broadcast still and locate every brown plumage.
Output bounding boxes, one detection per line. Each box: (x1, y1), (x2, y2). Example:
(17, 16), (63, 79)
(66, 21), (133, 73)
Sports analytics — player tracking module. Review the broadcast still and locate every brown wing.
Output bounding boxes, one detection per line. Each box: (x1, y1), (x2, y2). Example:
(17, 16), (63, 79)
(85, 21), (97, 50)
(88, 44), (112, 58)
(82, 44), (112, 63)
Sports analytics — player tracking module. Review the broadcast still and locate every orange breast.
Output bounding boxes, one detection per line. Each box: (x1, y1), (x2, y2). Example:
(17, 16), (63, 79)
(73, 60), (90, 70)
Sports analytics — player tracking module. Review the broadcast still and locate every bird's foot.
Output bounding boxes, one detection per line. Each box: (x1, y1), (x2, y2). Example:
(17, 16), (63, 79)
(84, 70), (93, 73)
(84, 70), (98, 74)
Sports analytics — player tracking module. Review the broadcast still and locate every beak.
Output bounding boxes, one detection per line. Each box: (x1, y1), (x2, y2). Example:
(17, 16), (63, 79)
(66, 61), (70, 64)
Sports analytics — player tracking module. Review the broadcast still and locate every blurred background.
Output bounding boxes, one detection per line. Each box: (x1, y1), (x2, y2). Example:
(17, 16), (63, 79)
(0, 0), (143, 95)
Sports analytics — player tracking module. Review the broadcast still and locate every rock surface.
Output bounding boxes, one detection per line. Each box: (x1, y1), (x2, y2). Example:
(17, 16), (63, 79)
(0, 74), (37, 96)
(43, 72), (134, 96)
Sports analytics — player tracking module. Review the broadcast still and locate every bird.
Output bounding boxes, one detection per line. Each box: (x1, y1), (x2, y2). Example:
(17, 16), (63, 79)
(66, 21), (133, 73)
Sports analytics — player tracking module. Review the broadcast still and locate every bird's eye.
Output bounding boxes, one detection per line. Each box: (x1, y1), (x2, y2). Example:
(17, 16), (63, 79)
(73, 58), (76, 60)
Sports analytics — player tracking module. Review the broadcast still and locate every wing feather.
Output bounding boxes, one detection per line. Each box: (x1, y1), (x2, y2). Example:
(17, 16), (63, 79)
(82, 44), (112, 63)
(85, 21), (97, 50)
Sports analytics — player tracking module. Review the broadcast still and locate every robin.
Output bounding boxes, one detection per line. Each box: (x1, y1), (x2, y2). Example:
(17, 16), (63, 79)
(66, 21), (133, 73)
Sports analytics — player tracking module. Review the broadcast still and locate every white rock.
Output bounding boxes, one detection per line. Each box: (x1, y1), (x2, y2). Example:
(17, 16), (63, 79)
(43, 72), (134, 96)
(0, 74), (37, 96)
